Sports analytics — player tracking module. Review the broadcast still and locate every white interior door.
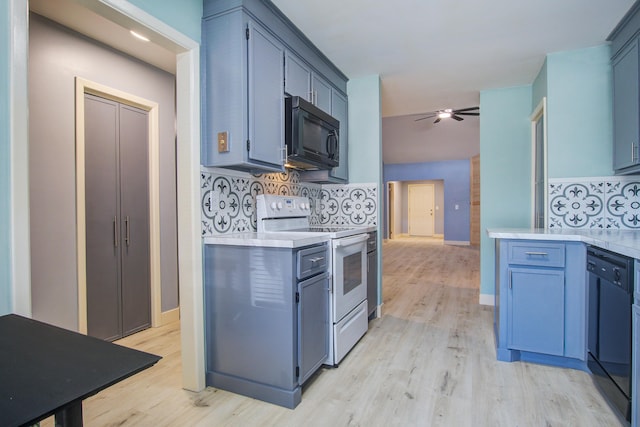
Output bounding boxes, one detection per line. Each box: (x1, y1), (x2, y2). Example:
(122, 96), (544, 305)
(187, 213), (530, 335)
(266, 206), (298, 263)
(408, 184), (435, 236)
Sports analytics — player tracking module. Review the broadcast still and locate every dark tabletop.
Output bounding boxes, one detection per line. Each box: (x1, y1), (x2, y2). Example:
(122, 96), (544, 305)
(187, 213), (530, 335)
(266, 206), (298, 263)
(0, 314), (161, 427)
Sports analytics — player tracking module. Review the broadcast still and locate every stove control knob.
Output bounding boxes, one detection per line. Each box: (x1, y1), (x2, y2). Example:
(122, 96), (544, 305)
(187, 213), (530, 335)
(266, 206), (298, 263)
(277, 202), (283, 210)
(300, 202), (307, 210)
(270, 202), (278, 210)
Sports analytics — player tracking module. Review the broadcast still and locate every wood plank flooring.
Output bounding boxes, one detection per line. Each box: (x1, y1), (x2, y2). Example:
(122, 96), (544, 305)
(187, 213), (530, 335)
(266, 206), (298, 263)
(42, 237), (624, 426)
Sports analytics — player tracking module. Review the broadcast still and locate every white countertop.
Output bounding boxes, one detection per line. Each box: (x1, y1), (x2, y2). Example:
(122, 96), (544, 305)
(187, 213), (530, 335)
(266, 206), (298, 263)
(203, 232), (331, 248)
(487, 228), (640, 259)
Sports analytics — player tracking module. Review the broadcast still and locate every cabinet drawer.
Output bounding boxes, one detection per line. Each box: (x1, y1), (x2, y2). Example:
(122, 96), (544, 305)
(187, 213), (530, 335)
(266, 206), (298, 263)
(507, 242), (565, 267)
(297, 245), (328, 280)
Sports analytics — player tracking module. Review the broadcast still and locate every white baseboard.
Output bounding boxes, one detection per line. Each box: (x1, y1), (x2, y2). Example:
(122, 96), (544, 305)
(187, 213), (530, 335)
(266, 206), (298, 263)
(479, 294), (494, 306)
(433, 233), (444, 238)
(376, 303), (383, 318)
(444, 240), (470, 246)
(161, 307), (180, 325)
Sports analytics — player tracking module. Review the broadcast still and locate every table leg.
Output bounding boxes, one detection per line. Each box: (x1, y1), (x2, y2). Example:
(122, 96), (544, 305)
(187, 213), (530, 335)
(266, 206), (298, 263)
(54, 402), (83, 427)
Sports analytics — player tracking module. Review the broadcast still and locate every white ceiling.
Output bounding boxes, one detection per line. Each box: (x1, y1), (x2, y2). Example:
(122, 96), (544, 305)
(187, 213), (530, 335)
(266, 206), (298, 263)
(383, 114), (479, 164)
(272, 0), (635, 118)
(30, 0), (636, 164)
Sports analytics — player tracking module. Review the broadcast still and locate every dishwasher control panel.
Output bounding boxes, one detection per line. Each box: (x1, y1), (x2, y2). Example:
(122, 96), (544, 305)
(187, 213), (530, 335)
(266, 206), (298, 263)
(587, 246), (633, 290)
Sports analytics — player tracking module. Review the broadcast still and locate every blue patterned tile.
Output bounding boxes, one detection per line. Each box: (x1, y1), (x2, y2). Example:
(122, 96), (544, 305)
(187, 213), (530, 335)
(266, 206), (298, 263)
(549, 182), (603, 228)
(548, 177), (640, 230)
(605, 181), (640, 229)
(201, 167), (378, 235)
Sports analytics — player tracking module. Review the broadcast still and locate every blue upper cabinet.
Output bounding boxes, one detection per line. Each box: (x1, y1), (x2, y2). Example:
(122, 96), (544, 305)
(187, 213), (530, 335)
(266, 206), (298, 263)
(284, 51), (312, 102)
(609, 1), (640, 174)
(247, 22), (285, 168)
(311, 74), (332, 114)
(612, 39), (639, 172)
(201, 10), (285, 172)
(202, 0), (349, 175)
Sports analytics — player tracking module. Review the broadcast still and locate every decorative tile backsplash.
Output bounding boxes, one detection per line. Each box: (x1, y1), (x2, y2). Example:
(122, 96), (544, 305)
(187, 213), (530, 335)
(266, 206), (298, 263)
(201, 167), (378, 236)
(548, 177), (640, 229)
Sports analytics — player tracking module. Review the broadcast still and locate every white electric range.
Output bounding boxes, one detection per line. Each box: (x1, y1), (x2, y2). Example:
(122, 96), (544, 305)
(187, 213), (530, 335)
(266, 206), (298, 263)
(256, 194), (372, 365)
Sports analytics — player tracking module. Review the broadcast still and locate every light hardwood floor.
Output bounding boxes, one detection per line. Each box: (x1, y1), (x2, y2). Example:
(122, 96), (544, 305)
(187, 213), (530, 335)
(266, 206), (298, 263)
(44, 237), (624, 426)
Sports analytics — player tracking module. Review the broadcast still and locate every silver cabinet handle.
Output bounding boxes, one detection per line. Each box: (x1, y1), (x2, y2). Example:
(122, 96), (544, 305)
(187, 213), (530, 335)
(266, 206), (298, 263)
(310, 257), (324, 263)
(525, 251), (548, 256)
(508, 269), (512, 289)
(125, 216), (130, 247)
(113, 216), (118, 248)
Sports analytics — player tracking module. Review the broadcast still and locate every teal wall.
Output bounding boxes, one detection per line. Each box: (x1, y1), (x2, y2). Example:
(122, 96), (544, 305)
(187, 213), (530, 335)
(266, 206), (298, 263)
(480, 85), (533, 298)
(346, 75), (383, 307)
(546, 45), (613, 178)
(0, 1), (11, 314)
(532, 58), (547, 110)
(347, 75), (382, 184)
(127, 0), (202, 42)
(480, 45), (615, 299)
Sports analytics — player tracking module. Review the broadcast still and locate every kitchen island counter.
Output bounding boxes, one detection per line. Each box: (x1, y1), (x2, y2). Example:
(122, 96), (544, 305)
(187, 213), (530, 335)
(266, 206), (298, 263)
(487, 227), (640, 259)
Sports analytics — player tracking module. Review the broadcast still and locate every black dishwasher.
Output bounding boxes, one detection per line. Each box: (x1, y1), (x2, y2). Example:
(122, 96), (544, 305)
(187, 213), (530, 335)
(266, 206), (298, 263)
(587, 246), (634, 423)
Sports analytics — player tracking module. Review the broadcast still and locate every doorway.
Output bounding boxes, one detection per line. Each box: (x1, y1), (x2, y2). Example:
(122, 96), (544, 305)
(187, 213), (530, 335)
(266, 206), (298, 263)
(84, 93), (151, 341)
(408, 184), (435, 236)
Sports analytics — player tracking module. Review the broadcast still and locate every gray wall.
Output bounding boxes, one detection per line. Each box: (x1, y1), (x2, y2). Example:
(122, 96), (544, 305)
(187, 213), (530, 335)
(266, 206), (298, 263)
(399, 180), (445, 235)
(29, 13), (178, 330)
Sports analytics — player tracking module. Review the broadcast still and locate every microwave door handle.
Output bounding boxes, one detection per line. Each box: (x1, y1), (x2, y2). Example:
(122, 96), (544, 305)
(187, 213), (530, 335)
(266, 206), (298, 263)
(333, 130), (339, 157)
(327, 131), (338, 158)
(326, 132), (332, 157)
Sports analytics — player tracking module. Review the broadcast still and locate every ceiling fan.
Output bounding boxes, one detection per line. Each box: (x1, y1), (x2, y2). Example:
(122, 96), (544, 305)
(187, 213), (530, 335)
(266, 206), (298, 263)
(414, 106), (480, 123)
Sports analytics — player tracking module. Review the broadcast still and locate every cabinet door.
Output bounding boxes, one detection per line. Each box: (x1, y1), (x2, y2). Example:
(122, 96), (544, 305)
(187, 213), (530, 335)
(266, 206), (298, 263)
(330, 90), (349, 182)
(285, 51), (311, 101)
(613, 39), (640, 171)
(247, 21), (285, 168)
(508, 268), (565, 355)
(297, 273), (329, 384)
(311, 74), (332, 113)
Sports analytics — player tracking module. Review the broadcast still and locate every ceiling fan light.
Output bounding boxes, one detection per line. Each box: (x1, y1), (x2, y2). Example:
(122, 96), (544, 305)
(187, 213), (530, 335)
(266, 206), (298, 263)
(438, 111), (452, 119)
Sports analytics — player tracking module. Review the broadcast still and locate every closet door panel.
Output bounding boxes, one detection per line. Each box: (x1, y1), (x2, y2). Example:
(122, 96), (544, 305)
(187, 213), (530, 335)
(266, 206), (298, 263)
(84, 94), (121, 341)
(118, 104), (151, 336)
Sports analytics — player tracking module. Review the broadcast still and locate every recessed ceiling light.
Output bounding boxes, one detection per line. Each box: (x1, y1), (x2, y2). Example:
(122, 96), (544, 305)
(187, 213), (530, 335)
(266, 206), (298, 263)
(130, 30), (150, 42)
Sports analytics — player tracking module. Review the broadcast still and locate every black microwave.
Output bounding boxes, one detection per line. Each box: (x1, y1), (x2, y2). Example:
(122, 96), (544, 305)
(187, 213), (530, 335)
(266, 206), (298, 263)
(285, 96), (339, 170)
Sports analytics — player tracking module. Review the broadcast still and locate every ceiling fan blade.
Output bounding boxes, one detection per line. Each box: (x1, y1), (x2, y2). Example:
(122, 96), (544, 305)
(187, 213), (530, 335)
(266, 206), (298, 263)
(414, 113), (437, 122)
(453, 106), (479, 113)
(456, 112), (480, 116)
(433, 117), (441, 124)
(452, 115), (464, 121)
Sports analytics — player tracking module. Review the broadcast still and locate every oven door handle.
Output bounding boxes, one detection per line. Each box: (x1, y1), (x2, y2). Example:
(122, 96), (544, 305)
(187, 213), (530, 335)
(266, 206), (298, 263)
(334, 234), (368, 247)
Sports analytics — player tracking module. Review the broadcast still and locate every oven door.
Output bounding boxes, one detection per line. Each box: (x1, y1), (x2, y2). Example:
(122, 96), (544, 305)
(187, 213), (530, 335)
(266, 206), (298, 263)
(332, 234), (368, 322)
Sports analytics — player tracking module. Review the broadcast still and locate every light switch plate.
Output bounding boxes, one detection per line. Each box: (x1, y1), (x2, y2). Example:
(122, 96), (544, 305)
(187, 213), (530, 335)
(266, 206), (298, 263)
(217, 131), (229, 153)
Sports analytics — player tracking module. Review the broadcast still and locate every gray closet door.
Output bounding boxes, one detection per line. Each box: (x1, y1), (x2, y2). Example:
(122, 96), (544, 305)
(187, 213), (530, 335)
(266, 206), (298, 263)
(119, 104), (151, 336)
(85, 94), (150, 341)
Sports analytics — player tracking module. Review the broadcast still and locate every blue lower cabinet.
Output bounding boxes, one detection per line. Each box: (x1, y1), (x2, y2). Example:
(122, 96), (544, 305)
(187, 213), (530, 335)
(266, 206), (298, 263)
(495, 239), (587, 368)
(508, 268), (565, 355)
